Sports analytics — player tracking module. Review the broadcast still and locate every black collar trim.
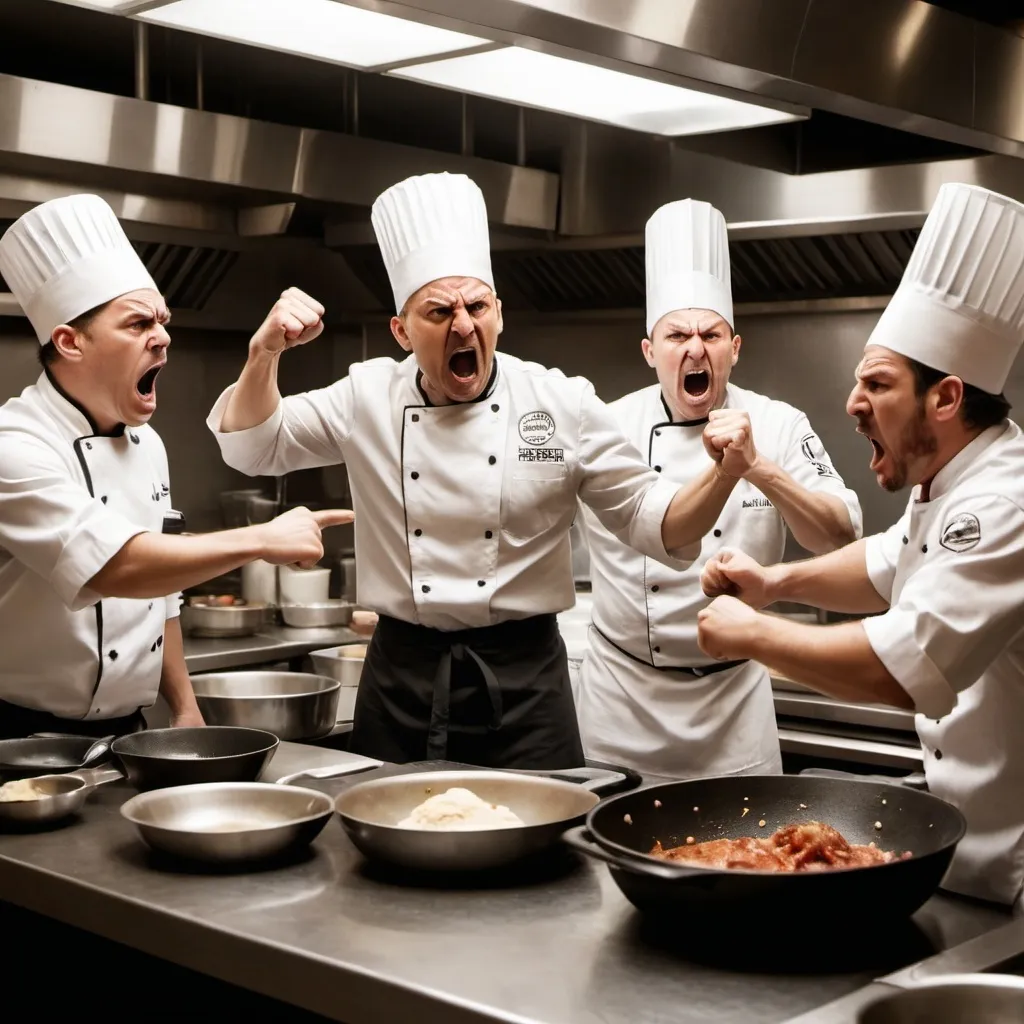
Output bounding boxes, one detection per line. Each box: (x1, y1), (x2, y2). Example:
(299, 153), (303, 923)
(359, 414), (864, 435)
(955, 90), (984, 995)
(44, 367), (125, 438)
(659, 391), (708, 427)
(415, 358), (499, 408)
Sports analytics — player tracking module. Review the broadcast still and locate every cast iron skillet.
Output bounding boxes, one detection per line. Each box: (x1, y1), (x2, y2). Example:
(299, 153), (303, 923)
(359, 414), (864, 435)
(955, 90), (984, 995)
(0, 735), (112, 781)
(564, 774), (966, 925)
(110, 726), (279, 791)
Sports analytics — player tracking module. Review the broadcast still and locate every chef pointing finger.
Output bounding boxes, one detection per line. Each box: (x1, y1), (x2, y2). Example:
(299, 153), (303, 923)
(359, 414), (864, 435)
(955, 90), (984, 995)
(575, 198), (862, 781)
(0, 195), (352, 740)
(208, 172), (745, 771)
(695, 182), (1024, 908)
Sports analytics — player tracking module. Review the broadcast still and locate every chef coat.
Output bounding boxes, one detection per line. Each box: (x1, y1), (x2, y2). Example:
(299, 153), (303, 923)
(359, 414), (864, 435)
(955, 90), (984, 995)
(0, 372), (178, 720)
(208, 353), (695, 631)
(862, 420), (1024, 906)
(577, 383), (863, 778)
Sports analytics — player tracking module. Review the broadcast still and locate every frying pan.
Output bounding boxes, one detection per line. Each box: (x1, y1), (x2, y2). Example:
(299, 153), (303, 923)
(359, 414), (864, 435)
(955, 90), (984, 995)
(0, 734), (113, 781)
(0, 768), (122, 826)
(335, 770), (601, 871)
(109, 727), (279, 791)
(563, 774), (966, 924)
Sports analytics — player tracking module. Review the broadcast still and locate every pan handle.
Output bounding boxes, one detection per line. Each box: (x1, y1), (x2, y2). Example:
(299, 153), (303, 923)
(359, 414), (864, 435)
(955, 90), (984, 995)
(503, 766), (629, 794)
(561, 826), (707, 880)
(65, 767), (123, 789)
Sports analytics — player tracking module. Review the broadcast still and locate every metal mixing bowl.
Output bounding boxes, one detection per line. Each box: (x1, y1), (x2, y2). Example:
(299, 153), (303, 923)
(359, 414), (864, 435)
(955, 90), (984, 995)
(279, 601), (354, 628)
(858, 974), (1024, 1023)
(181, 601), (270, 638)
(190, 671), (341, 740)
(120, 782), (333, 864)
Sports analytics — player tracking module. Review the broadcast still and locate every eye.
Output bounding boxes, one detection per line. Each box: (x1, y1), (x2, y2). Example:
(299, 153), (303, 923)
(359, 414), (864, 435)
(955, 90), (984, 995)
(865, 381), (885, 393)
(467, 301), (487, 314)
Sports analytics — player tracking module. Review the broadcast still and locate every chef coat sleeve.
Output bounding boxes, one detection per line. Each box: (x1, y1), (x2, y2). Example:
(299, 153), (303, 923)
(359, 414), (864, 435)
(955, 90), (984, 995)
(863, 508), (912, 604)
(861, 494), (1024, 719)
(0, 433), (146, 611)
(575, 385), (700, 567)
(207, 375), (355, 476)
(779, 410), (864, 539)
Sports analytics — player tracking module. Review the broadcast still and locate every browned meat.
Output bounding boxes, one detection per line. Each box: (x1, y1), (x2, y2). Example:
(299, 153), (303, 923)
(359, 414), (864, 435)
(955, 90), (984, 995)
(651, 820), (911, 873)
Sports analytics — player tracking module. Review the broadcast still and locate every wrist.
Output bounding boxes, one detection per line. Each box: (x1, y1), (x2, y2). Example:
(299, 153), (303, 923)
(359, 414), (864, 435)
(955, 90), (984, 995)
(712, 461), (739, 488)
(248, 338), (284, 363)
(764, 562), (789, 604)
(744, 453), (774, 487)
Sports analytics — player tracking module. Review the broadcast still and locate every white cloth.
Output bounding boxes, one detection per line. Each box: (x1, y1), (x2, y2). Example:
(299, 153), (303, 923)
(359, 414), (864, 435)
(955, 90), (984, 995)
(0, 374), (178, 719)
(868, 183), (1024, 394)
(578, 383), (863, 778)
(0, 194), (156, 344)
(371, 173), (494, 313)
(862, 420), (1024, 905)
(645, 199), (733, 334)
(208, 353), (697, 632)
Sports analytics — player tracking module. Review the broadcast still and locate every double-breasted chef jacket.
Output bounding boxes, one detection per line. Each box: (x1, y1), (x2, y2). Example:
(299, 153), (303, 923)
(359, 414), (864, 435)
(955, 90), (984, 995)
(209, 352), (696, 768)
(0, 371), (178, 725)
(862, 420), (1024, 906)
(578, 382), (863, 779)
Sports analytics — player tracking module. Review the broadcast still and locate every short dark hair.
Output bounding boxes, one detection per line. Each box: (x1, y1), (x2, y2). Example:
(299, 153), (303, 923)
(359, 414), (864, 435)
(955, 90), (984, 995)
(908, 357), (1011, 432)
(36, 301), (110, 369)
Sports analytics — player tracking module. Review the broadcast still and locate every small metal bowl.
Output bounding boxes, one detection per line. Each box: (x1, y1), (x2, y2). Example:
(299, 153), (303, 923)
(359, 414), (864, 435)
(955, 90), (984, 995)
(279, 601), (354, 629)
(0, 774), (89, 825)
(181, 601), (270, 638)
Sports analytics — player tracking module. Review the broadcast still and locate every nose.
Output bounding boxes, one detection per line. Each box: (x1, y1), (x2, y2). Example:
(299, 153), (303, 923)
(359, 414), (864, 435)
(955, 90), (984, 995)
(846, 382), (865, 419)
(151, 322), (171, 349)
(451, 305), (474, 338)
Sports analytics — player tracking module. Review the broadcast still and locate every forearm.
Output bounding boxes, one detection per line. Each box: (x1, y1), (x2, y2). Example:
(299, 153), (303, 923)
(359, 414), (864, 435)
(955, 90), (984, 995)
(158, 619), (202, 718)
(739, 616), (913, 709)
(746, 457), (857, 554)
(219, 345), (283, 433)
(89, 528), (264, 599)
(768, 540), (890, 614)
(661, 464), (738, 550)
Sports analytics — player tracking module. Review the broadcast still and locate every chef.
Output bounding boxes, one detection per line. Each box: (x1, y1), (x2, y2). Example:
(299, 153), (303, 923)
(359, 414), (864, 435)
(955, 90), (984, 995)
(208, 172), (747, 770)
(0, 194), (352, 739)
(698, 182), (1024, 906)
(576, 198), (862, 779)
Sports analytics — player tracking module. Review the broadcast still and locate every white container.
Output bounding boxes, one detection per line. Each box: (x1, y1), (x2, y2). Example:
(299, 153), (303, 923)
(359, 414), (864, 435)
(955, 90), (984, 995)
(278, 565), (330, 605)
(242, 559), (278, 605)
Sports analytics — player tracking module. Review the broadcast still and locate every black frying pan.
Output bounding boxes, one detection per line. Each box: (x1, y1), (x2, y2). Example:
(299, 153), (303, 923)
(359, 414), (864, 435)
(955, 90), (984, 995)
(563, 774), (966, 925)
(110, 727), (279, 791)
(0, 734), (112, 781)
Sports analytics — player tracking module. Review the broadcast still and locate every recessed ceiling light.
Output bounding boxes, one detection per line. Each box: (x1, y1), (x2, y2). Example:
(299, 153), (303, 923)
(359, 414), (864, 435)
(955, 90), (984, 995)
(137, 0), (489, 69)
(392, 46), (806, 137)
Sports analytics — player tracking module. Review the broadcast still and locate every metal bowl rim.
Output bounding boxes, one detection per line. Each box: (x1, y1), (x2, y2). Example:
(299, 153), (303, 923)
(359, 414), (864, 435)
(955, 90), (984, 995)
(120, 782), (334, 832)
(191, 673), (342, 699)
(183, 602), (270, 613)
(334, 769), (600, 831)
(110, 726), (280, 762)
(584, 775), (967, 878)
(0, 773), (88, 803)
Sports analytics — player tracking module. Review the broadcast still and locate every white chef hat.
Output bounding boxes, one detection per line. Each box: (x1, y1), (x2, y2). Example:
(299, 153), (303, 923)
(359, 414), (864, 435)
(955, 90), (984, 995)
(0, 194), (157, 344)
(868, 183), (1024, 394)
(646, 198), (733, 336)
(371, 172), (494, 313)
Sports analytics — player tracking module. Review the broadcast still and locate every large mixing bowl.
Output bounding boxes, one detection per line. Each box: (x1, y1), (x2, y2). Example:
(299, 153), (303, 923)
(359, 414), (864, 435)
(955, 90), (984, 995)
(190, 672), (340, 741)
(858, 974), (1024, 1023)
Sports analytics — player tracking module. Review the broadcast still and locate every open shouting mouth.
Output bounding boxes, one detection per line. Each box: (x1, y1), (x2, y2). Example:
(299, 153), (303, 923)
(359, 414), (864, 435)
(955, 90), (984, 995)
(448, 346), (478, 383)
(683, 368), (712, 402)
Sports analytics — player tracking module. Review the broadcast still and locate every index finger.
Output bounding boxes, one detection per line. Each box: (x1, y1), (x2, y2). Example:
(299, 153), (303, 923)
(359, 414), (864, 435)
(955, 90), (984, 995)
(313, 509), (355, 529)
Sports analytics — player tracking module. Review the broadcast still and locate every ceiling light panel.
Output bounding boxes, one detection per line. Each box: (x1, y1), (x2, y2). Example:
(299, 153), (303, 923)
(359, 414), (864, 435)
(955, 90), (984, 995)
(138, 0), (490, 69)
(392, 46), (805, 136)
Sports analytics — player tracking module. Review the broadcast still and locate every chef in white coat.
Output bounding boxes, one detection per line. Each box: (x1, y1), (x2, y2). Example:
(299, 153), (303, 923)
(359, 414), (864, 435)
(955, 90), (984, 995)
(698, 182), (1024, 907)
(0, 194), (351, 739)
(208, 172), (748, 770)
(577, 199), (863, 779)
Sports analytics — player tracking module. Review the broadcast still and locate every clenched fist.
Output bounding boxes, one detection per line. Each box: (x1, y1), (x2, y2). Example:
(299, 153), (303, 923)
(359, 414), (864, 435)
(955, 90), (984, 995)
(701, 547), (776, 609)
(255, 506), (355, 569)
(250, 288), (325, 355)
(697, 595), (762, 661)
(703, 409), (758, 478)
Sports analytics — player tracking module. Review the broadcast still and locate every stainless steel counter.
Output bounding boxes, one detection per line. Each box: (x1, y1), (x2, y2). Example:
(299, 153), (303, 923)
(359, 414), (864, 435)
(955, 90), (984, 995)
(183, 626), (361, 674)
(0, 742), (1013, 1024)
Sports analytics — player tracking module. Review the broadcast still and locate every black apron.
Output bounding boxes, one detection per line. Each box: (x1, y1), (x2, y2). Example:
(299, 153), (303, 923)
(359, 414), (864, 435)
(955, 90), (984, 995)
(0, 700), (145, 741)
(349, 613), (584, 769)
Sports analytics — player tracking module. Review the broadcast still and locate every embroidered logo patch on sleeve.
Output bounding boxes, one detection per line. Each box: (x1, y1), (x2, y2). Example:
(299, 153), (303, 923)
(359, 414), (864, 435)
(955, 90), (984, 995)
(940, 512), (981, 552)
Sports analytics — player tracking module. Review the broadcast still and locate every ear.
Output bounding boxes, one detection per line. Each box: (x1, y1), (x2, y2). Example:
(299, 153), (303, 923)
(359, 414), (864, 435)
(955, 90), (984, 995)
(390, 314), (412, 353)
(50, 324), (86, 363)
(731, 332), (742, 366)
(641, 336), (656, 368)
(931, 375), (964, 424)
(495, 295), (504, 337)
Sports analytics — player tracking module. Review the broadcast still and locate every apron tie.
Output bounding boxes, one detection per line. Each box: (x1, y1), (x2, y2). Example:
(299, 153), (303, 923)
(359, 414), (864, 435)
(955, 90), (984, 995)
(426, 643), (504, 760)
